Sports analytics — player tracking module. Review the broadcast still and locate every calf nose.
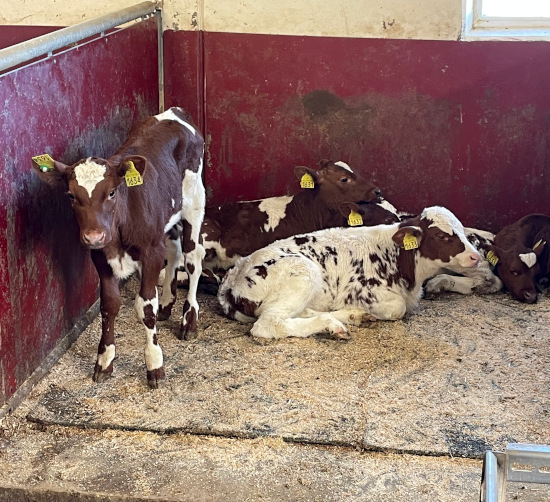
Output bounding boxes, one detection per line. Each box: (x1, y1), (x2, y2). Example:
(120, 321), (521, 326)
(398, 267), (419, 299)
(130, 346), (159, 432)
(523, 290), (538, 304)
(469, 252), (480, 267)
(83, 231), (106, 247)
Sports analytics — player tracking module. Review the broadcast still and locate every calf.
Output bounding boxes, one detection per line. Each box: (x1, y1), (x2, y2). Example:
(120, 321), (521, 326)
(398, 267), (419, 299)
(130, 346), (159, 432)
(488, 214), (550, 303)
(199, 160), (381, 283)
(363, 198), (503, 296)
(218, 206), (480, 339)
(33, 107), (205, 387)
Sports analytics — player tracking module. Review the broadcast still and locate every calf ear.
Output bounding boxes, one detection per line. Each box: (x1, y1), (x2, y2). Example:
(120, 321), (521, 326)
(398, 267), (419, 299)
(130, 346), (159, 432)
(115, 155), (148, 178)
(294, 165), (320, 183)
(31, 159), (70, 187)
(338, 201), (360, 218)
(392, 226), (423, 249)
(533, 239), (546, 257)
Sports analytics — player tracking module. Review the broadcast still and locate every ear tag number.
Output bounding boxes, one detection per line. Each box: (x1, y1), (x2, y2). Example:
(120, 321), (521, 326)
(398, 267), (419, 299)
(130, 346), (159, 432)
(486, 250), (499, 266)
(32, 154), (55, 172)
(403, 233), (418, 250)
(533, 239), (546, 250)
(125, 161), (143, 187)
(348, 210), (363, 227)
(300, 173), (315, 189)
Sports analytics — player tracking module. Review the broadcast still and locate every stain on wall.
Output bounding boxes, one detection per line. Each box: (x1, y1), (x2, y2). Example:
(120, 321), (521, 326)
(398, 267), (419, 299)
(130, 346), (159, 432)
(164, 33), (550, 232)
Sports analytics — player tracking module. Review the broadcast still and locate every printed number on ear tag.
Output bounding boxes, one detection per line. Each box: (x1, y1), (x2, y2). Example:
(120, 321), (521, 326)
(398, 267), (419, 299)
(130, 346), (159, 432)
(300, 173), (315, 189)
(348, 210), (363, 227)
(125, 161), (143, 187)
(32, 154), (55, 172)
(486, 250), (499, 266)
(403, 234), (418, 250)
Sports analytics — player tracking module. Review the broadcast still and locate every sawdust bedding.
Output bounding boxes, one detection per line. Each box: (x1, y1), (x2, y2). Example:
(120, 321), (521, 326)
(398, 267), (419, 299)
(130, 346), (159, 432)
(20, 275), (550, 460)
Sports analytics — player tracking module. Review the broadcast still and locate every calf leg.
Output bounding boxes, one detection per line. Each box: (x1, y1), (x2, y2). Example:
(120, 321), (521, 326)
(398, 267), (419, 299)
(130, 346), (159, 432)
(301, 307), (376, 326)
(137, 249), (166, 388)
(179, 171), (206, 340)
(158, 224), (182, 321)
(247, 258), (347, 339)
(91, 251), (120, 383)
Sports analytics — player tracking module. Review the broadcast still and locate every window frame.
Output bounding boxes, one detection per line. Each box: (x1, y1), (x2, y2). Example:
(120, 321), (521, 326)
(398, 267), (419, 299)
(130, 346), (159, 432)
(463, 0), (550, 41)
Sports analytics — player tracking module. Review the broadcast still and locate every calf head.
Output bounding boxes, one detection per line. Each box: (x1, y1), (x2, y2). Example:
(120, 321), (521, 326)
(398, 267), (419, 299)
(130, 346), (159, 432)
(32, 155), (147, 249)
(487, 241), (546, 303)
(393, 206), (480, 268)
(294, 159), (381, 210)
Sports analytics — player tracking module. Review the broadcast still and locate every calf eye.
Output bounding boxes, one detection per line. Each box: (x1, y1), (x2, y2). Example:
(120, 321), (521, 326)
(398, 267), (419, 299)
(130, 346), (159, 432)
(109, 189), (116, 199)
(67, 192), (75, 201)
(511, 271), (519, 276)
(437, 233), (449, 241)
(340, 177), (349, 183)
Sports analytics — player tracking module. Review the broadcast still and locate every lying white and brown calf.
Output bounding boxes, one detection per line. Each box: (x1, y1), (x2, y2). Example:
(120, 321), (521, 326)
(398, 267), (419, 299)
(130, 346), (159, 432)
(358, 198), (503, 296)
(218, 206), (480, 339)
(33, 107), (205, 388)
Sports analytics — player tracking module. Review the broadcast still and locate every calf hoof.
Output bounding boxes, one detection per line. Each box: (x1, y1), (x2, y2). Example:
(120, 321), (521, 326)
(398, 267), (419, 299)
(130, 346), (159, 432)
(93, 365), (113, 384)
(361, 313), (378, 323)
(178, 324), (198, 341)
(147, 367), (166, 389)
(332, 330), (351, 340)
(157, 305), (172, 322)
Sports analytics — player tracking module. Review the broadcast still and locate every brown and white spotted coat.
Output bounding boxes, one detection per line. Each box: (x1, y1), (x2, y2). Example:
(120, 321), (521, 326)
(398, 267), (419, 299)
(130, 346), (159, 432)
(33, 107), (205, 388)
(218, 206), (480, 339)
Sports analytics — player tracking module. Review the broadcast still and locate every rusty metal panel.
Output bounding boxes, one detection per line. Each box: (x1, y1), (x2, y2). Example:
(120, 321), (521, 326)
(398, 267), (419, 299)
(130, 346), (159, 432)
(0, 17), (159, 406)
(198, 33), (550, 232)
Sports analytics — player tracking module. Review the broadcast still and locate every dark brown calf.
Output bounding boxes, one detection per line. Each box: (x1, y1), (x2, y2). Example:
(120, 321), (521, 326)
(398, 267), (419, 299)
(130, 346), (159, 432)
(33, 107), (205, 387)
(199, 160), (381, 284)
(489, 214), (550, 303)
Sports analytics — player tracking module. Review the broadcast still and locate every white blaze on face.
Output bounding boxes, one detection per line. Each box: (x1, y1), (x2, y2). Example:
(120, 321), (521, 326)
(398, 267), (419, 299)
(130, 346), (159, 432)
(519, 252), (537, 268)
(155, 108), (196, 135)
(334, 161), (354, 173)
(258, 196), (294, 232)
(74, 160), (106, 197)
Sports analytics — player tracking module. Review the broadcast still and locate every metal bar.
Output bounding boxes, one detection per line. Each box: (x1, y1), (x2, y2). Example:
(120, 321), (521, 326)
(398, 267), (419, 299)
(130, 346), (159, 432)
(0, 1), (158, 73)
(506, 443), (550, 484)
(156, 7), (164, 113)
(481, 451), (501, 502)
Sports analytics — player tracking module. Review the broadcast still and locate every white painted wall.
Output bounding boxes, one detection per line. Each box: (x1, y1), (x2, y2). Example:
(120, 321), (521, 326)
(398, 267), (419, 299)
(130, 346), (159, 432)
(2, 0), (462, 41)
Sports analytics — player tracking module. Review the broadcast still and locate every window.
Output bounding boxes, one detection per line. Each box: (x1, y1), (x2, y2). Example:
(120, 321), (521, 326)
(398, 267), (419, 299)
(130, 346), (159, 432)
(463, 0), (550, 40)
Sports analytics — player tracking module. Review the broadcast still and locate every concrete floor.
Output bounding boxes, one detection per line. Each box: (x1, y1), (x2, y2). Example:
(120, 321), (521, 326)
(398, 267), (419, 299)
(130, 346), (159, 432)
(0, 277), (549, 501)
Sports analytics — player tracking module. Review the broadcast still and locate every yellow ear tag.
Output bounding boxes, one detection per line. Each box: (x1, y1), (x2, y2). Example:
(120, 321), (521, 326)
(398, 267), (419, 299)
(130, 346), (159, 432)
(125, 161), (143, 187)
(32, 154), (55, 172)
(300, 173), (315, 189)
(486, 250), (499, 266)
(348, 210), (363, 227)
(533, 239), (546, 250)
(403, 233), (418, 250)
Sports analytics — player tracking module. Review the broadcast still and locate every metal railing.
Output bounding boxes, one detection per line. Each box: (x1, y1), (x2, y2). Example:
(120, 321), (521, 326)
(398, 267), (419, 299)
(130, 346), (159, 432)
(480, 443), (550, 501)
(0, 1), (163, 110)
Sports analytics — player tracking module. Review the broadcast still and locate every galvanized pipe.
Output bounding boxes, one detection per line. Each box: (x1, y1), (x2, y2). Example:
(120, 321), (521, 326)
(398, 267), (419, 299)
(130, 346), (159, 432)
(0, 1), (158, 73)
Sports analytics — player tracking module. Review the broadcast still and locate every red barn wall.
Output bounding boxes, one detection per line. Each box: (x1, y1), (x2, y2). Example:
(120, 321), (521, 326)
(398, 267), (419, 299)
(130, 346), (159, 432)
(0, 18), (159, 407)
(165, 31), (550, 233)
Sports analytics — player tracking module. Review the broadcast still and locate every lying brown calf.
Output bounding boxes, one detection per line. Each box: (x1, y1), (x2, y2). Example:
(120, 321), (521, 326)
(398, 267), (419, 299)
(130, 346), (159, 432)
(489, 214), (550, 303)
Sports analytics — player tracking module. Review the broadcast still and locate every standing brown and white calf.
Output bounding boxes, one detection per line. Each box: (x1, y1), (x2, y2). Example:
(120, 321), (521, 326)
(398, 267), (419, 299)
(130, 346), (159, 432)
(33, 107), (205, 388)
